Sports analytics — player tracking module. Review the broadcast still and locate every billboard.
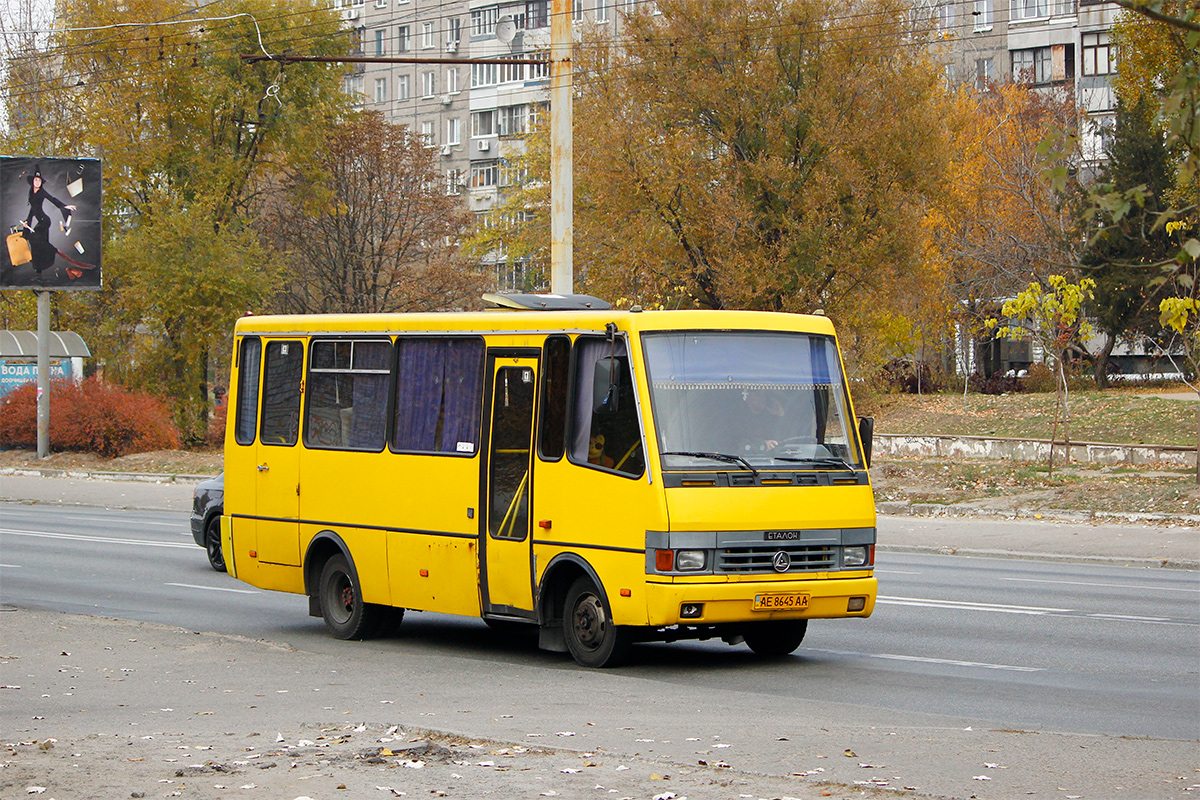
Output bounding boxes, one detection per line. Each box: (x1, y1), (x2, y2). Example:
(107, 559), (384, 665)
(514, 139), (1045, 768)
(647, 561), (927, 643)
(0, 156), (102, 290)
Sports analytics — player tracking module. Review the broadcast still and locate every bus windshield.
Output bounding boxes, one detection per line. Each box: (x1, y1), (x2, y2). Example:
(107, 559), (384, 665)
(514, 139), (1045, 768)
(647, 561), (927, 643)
(642, 331), (862, 471)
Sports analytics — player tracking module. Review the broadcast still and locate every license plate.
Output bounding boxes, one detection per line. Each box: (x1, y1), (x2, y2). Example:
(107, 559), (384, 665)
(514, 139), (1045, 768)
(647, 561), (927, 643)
(753, 593), (810, 611)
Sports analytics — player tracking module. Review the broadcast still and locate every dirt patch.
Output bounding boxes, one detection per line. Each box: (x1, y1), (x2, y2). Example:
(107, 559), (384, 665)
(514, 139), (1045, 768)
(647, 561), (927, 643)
(0, 448), (222, 476)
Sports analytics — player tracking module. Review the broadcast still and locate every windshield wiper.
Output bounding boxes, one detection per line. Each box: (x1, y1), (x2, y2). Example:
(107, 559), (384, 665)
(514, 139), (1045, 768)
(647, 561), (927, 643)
(773, 456), (859, 472)
(661, 450), (759, 476)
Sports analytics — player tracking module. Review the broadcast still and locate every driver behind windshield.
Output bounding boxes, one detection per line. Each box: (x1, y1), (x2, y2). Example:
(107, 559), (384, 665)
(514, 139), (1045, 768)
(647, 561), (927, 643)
(737, 388), (789, 455)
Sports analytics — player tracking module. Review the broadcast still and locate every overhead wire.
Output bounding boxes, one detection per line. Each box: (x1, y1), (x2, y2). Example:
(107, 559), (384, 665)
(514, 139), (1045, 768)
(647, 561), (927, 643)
(0, 0), (1044, 113)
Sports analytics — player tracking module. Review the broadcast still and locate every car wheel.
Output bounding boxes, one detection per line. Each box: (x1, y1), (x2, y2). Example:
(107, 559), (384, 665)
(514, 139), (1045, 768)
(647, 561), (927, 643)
(563, 576), (631, 668)
(742, 619), (808, 657)
(204, 515), (226, 573)
(318, 554), (380, 640)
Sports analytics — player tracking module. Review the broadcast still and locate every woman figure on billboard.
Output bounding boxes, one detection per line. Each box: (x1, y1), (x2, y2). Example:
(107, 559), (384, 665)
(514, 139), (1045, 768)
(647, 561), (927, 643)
(20, 165), (93, 279)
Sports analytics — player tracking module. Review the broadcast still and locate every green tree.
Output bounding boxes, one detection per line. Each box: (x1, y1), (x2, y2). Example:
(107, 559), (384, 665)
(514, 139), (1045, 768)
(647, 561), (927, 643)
(991, 275), (1096, 473)
(1158, 290), (1200, 484)
(1080, 95), (1178, 386)
(1, 0), (352, 444)
(263, 112), (484, 314)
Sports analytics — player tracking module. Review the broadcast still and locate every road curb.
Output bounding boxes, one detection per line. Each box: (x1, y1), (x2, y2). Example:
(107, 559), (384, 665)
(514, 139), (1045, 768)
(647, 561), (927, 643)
(877, 499), (1200, 528)
(0, 466), (212, 484)
(877, 543), (1199, 570)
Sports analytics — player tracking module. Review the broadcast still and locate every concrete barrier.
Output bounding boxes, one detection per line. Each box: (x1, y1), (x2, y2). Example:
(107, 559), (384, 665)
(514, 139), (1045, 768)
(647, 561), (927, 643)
(875, 433), (1197, 468)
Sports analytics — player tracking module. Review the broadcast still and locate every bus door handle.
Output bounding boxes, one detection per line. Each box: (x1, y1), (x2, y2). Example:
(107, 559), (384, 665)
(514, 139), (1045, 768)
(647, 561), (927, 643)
(257, 463), (269, 472)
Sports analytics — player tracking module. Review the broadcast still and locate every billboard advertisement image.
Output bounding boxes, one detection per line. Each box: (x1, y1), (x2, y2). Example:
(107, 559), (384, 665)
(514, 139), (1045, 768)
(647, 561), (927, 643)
(0, 156), (102, 290)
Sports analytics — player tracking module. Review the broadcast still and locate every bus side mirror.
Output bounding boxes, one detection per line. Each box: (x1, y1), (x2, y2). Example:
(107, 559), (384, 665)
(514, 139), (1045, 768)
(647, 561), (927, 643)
(593, 356), (624, 414)
(858, 416), (874, 468)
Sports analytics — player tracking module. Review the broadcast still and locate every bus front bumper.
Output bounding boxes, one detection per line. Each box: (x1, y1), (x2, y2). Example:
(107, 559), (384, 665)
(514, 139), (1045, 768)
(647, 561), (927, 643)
(640, 575), (876, 626)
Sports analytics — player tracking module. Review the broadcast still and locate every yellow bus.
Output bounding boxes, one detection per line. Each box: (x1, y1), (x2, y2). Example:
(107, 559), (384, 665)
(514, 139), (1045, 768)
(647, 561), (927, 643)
(221, 294), (877, 667)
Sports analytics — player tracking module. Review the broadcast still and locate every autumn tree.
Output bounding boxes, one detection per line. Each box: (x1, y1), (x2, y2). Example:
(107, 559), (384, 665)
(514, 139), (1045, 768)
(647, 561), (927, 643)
(0, 0), (352, 444)
(263, 112), (484, 314)
(514, 0), (958, 360)
(926, 84), (1086, 378)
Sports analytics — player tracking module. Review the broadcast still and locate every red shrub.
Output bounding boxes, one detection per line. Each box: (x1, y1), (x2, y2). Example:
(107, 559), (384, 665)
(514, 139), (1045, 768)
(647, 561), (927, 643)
(206, 397), (228, 447)
(0, 377), (179, 457)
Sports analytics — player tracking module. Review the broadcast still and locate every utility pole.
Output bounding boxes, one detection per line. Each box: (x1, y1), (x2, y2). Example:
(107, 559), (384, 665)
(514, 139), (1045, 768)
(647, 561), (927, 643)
(549, 0), (573, 294)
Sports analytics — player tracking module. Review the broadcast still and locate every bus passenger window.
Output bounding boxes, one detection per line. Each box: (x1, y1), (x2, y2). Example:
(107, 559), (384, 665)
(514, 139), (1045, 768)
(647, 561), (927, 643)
(569, 337), (644, 478)
(538, 335), (570, 461)
(234, 337), (261, 446)
(393, 338), (485, 454)
(306, 339), (392, 451)
(260, 341), (304, 446)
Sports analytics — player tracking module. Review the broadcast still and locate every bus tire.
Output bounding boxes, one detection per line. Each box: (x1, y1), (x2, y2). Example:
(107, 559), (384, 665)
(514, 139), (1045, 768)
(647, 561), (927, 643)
(318, 554), (379, 640)
(204, 516), (226, 573)
(563, 576), (630, 668)
(743, 619), (808, 657)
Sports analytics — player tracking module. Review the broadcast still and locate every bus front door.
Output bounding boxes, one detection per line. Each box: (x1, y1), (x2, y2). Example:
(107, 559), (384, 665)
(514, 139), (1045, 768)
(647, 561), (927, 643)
(481, 356), (537, 616)
(254, 339), (304, 567)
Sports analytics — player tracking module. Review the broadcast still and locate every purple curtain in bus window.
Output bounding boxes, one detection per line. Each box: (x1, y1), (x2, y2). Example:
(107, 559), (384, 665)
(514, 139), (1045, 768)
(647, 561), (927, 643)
(439, 339), (483, 453)
(569, 337), (627, 462)
(810, 336), (832, 385)
(394, 339), (446, 451)
(348, 341), (392, 449)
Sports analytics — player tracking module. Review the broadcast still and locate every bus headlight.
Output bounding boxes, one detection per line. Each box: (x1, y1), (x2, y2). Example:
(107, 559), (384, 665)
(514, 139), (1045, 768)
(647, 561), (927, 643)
(675, 550), (707, 571)
(843, 546), (869, 568)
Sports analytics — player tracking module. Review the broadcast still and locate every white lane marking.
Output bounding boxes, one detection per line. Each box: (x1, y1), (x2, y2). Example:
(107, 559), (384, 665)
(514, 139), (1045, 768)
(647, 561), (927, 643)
(875, 569), (921, 575)
(165, 582), (260, 595)
(0, 507), (183, 528)
(877, 596), (1070, 615)
(879, 595), (1196, 626)
(808, 648), (1043, 672)
(0, 563), (20, 568)
(1002, 577), (1200, 593)
(0, 528), (193, 549)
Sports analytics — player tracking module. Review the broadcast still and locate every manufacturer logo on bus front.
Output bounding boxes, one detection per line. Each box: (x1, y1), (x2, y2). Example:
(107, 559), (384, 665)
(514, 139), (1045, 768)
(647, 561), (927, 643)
(772, 551), (792, 572)
(765, 530), (801, 541)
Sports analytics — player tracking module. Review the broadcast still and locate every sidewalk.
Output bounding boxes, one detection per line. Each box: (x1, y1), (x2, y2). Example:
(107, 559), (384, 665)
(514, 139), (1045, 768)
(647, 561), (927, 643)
(2, 467), (1197, 568)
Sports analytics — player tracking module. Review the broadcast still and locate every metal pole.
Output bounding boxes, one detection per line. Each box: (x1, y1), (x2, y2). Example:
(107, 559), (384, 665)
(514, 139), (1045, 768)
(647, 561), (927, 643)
(549, 0), (573, 294)
(36, 289), (50, 458)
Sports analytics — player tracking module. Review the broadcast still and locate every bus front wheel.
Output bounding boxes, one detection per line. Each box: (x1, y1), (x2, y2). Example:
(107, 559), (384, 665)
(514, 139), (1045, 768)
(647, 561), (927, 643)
(742, 619), (808, 657)
(318, 554), (379, 640)
(563, 576), (630, 668)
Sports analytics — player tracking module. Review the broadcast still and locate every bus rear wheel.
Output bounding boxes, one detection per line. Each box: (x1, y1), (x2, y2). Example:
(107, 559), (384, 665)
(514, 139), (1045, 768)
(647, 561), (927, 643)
(742, 619), (808, 657)
(318, 554), (380, 640)
(563, 576), (630, 668)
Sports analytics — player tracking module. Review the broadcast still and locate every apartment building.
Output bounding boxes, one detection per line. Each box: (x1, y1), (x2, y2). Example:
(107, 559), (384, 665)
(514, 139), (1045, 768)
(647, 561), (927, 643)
(933, 0), (1119, 164)
(337, 0), (632, 288)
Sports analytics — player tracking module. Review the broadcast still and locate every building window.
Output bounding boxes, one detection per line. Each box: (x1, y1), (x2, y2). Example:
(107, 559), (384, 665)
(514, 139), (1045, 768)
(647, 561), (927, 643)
(397, 74), (410, 101)
(344, 73), (365, 101)
(472, 62), (498, 87)
(374, 29), (385, 56)
(448, 17), (462, 44)
(497, 104), (528, 136)
(422, 22), (435, 48)
(934, 1), (955, 31)
(447, 169), (464, 196)
(420, 121), (435, 146)
(447, 117), (461, 145)
(975, 57), (993, 89)
(374, 77), (387, 103)
(973, 0), (993, 31)
(1011, 0), (1048, 20)
(447, 67), (459, 94)
(1012, 47), (1051, 83)
(472, 109), (496, 137)
(422, 70), (436, 97)
(526, 0), (549, 28)
(1082, 32), (1114, 76)
(472, 6), (499, 36)
(471, 161), (498, 188)
(596, 0), (608, 22)
(397, 25), (410, 51)
(572, 0), (584, 22)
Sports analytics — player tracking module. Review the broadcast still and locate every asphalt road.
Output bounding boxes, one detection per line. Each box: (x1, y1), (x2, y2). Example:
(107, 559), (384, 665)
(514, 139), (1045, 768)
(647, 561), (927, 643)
(1, 501), (1198, 798)
(1, 501), (1196, 738)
